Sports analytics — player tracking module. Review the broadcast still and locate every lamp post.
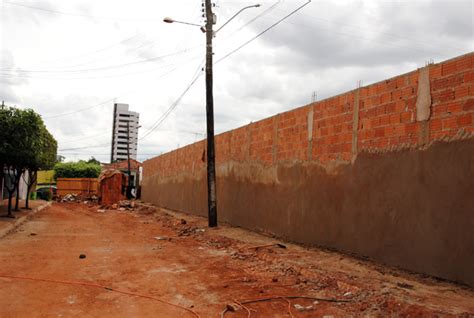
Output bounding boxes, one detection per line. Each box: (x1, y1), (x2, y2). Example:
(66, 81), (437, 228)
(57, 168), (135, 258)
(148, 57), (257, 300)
(164, 2), (260, 227)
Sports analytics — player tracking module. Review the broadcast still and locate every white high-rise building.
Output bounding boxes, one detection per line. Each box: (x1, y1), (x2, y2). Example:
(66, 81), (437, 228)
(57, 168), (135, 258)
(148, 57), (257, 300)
(111, 103), (139, 163)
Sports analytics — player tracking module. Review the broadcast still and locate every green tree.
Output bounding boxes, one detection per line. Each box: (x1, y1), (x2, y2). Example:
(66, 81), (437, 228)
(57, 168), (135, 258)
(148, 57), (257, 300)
(1, 107), (25, 216)
(23, 126), (57, 209)
(0, 107), (57, 216)
(86, 157), (101, 165)
(54, 161), (101, 179)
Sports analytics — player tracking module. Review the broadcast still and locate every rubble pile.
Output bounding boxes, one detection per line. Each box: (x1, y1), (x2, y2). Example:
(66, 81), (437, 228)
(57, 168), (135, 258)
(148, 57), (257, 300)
(58, 193), (98, 204)
(97, 200), (139, 212)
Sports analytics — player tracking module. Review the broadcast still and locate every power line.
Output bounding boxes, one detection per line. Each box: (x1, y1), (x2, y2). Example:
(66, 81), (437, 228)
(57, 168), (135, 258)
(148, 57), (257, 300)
(215, 0), (312, 64)
(221, 1), (281, 39)
(274, 7), (467, 53)
(56, 63), (204, 152)
(59, 130), (113, 145)
(0, 55), (203, 81)
(0, 47), (201, 74)
(31, 33), (143, 66)
(43, 99), (115, 119)
(139, 61), (205, 141)
(40, 56), (202, 119)
(4, 1), (158, 21)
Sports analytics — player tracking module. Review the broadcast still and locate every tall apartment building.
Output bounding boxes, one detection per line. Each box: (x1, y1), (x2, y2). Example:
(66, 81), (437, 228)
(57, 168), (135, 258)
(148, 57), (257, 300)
(110, 103), (139, 163)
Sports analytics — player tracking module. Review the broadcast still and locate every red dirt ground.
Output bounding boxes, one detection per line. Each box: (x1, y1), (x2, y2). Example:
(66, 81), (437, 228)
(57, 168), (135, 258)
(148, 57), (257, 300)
(0, 202), (473, 317)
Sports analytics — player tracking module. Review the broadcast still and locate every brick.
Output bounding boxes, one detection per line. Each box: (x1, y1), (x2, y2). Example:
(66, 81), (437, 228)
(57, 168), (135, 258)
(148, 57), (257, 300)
(371, 117), (381, 127)
(442, 60), (458, 76)
(447, 102), (463, 114)
(457, 114), (472, 126)
(406, 97), (417, 110)
(375, 128), (385, 137)
(429, 118), (443, 132)
(447, 73), (464, 87)
(442, 116), (457, 130)
(389, 114), (401, 124)
(376, 105), (386, 116)
(405, 123), (418, 134)
(392, 89), (403, 101)
(396, 76), (408, 89)
(456, 55), (473, 70)
(463, 98), (474, 111)
(455, 85), (470, 99)
(395, 101), (406, 112)
(359, 87), (369, 98)
(380, 92), (391, 103)
(380, 115), (391, 126)
(432, 89), (455, 103)
(386, 102), (396, 113)
(389, 137), (400, 145)
(402, 87), (415, 98)
(385, 126), (396, 137)
(429, 64), (442, 79)
(464, 70), (474, 84)
(408, 72), (419, 85)
(431, 78), (448, 91)
(432, 104), (448, 117)
(394, 125), (405, 136)
(377, 138), (389, 148)
(401, 112), (413, 123)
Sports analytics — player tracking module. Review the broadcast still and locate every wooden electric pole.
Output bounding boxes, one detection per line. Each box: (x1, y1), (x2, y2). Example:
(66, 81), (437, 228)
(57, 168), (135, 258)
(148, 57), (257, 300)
(205, 0), (217, 227)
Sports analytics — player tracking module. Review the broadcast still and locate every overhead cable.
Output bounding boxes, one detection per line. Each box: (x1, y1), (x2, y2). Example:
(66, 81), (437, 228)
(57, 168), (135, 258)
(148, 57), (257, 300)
(215, 0), (312, 64)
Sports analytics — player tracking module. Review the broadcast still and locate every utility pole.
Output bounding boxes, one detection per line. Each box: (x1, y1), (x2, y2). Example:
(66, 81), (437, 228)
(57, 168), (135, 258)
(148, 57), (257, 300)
(205, 0), (217, 227)
(126, 120), (132, 199)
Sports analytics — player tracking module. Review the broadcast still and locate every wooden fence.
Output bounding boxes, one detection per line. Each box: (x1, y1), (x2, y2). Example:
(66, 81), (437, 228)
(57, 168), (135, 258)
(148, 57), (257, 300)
(56, 178), (98, 196)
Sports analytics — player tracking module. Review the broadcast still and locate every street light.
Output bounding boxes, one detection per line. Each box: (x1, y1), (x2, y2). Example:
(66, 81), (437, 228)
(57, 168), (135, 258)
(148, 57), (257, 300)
(164, 2), (260, 227)
(215, 4), (260, 33)
(163, 17), (206, 32)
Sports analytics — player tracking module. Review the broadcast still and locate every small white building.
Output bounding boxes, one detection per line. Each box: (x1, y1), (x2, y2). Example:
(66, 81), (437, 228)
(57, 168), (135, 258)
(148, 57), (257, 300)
(110, 103), (139, 163)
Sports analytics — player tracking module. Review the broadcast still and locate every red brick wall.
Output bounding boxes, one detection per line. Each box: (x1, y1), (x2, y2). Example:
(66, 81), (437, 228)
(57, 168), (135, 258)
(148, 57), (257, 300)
(143, 53), (473, 174)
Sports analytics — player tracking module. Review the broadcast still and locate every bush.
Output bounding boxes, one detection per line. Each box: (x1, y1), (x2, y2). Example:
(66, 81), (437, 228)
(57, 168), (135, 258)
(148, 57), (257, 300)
(54, 161), (101, 179)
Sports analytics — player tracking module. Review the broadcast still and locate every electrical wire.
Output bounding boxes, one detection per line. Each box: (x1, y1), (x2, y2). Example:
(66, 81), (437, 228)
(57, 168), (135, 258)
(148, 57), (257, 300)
(138, 61), (205, 141)
(40, 55), (202, 119)
(43, 99), (115, 119)
(274, 7), (467, 53)
(220, 1), (281, 39)
(31, 33), (143, 66)
(3, 1), (160, 21)
(0, 47), (201, 74)
(55, 62), (204, 152)
(215, 0), (312, 64)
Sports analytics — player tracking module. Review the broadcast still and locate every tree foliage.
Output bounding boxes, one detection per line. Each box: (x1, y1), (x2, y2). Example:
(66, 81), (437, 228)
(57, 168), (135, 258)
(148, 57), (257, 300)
(54, 161), (101, 179)
(0, 106), (57, 214)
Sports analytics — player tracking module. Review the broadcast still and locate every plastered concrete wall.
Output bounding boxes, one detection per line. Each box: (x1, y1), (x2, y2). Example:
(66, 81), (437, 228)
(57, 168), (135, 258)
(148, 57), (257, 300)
(142, 53), (474, 287)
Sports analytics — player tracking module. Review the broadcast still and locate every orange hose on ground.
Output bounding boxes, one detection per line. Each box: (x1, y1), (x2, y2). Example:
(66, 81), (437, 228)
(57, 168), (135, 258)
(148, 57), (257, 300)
(0, 274), (200, 318)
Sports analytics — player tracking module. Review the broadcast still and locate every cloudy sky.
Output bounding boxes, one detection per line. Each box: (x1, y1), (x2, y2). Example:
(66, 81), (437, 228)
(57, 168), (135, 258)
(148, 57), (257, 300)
(1, 0), (472, 162)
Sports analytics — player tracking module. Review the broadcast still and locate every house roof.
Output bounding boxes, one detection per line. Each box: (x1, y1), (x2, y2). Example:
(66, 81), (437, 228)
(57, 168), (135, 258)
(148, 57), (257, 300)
(102, 159), (142, 171)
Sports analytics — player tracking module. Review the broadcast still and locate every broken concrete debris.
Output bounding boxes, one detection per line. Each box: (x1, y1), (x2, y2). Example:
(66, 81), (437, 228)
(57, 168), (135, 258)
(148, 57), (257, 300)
(226, 303), (240, 312)
(154, 236), (172, 241)
(59, 193), (98, 203)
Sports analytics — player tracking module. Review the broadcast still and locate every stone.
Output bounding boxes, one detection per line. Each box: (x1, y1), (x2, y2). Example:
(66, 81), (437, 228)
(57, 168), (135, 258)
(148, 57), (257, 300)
(226, 303), (239, 312)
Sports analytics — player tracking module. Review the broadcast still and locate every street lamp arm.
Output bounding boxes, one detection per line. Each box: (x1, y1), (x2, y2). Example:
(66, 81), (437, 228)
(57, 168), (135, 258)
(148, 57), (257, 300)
(215, 4), (260, 33)
(163, 17), (202, 27)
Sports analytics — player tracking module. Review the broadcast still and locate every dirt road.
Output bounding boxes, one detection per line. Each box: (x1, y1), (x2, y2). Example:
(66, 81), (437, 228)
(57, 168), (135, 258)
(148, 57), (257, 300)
(0, 202), (472, 317)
